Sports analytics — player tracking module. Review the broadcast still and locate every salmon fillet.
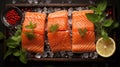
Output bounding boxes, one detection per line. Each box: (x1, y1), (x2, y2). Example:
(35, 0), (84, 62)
(72, 10), (94, 32)
(72, 10), (96, 52)
(48, 10), (68, 19)
(47, 10), (68, 31)
(22, 12), (46, 53)
(48, 31), (71, 52)
(47, 10), (71, 52)
(72, 31), (96, 52)
(22, 33), (44, 53)
(22, 12), (46, 35)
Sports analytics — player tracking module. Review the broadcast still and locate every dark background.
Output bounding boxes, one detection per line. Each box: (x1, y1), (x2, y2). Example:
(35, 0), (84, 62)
(0, 0), (120, 67)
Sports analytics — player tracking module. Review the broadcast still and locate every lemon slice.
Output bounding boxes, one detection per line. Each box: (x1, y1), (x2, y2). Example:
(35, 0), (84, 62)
(96, 37), (116, 57)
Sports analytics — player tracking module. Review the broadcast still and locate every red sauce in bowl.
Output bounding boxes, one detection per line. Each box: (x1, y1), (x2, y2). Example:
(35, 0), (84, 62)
(6, 9), (21, 25)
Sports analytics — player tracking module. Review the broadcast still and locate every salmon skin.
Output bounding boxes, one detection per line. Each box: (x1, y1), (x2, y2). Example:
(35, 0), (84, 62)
(22, 12), (46, 53)
(72, 10), (96, 53)
(47, 10), (71, 52)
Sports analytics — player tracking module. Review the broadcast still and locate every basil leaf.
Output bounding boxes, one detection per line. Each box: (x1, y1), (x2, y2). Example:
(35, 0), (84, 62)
(6, 39), (19, 48)
(103, 19), (113, 27)
(97, 0), (107, 11)
(13, 50), (21, 56)
(101, 29), (109, 39)
(11, 36), (21, 42)
(88, 5), (98, 11)
(19, 51), (27, 64)
(112, 22), (119, 28)
(25, 32), (36, 40)
(49, 24), (59, 32)
(15, 26), (22, 37)
(0, 32), (5, 40)
(4, 48), (13, 59)
(86, 13), (99, 23)
(25, 22), (36, 29)
(78, 28), (87, 38)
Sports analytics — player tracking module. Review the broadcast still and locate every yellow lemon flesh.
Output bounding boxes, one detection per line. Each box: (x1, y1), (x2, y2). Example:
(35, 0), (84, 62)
(96, 37), (116, 57)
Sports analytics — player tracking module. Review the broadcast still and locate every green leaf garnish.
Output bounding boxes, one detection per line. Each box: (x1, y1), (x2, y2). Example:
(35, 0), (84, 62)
(0, 32), (5, 40)
(13, 50), (21, 56)
(19, 49), (27, 64)
(112, 22), (119, 28)
(25, 22), (36, 40)
(86, 0), (119, 39)
(103, 19), (113, 27)
(25, 32), (36, 40)
(97, 0), (107, 12)
(78, 28), (87, 38)
(86, 13), (98, 23)
(50, 24), (59, 32)
(101, 29), (109, 39)
(25, 22), (36, 29)
(4, 25), (27, 64)
(4, 48), (13, 59)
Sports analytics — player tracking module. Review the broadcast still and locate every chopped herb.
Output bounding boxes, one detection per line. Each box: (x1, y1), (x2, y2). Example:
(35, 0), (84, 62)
(25, 22), (36, 40)
(78, 28), (87, 38)
(25, 22), (36, 29)
(0, 32), (5, 40)
(49, 24), (59, 32)
(25, 32), (36, 40)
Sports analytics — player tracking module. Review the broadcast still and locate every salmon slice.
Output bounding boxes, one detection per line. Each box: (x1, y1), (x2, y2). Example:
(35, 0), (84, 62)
(48, 31), (71, 52)
(47, 10), (71, 52)
(22, 12), (46, 53)
(48, 10), (68, 19)
(22, 33), (44, 53)
(72, 31), (96, 52)
(72, 44), (96, 52)
(72, 31), (95, 44)
(47, 10), (68, 31)
(72, 10), (94, 32)
(72, 10), (96, 52)
(22, 12), (46, 35)
(47, 17), (68, 31)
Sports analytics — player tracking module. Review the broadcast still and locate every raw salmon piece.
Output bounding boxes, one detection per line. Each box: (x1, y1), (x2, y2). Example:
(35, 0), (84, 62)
(47, 17), (68, 31)
(72, 10), (96, 53)
(72, 31), (95, 44)
(47, 10), (68, 31)
(22, 12), (46, 53)
(22, 33), (44, 53)
(48, 31), (71, 52)
(72, 44), (96, 52)
(72, 31), (96, 52)
(48, 10), (68, 19)
(72, 10), (94, 18)
(72, 10), (94, 32)
(22, 12), (46, 35)
(47, 10), (71, 52)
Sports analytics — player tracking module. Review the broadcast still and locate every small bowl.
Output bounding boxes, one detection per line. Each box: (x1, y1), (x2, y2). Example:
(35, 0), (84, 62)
(1, 6), (23, 27)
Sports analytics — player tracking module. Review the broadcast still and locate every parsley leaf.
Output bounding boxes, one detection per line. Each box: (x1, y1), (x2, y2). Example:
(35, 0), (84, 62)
(25, 22), (36, 29)
(25, 22), (36, 40)
(49, 24), (59, 32)
(78, 28), (87, 38)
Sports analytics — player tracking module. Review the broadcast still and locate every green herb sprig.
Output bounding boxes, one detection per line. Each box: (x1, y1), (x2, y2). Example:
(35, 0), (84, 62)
(78, 28), (87, 38)
(0, 32), (5, 40)
(4, 25), (27, 64)
(49, 24), (59, 32)
(86, 0), (119, 39)
(25, 22), (36, 40)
